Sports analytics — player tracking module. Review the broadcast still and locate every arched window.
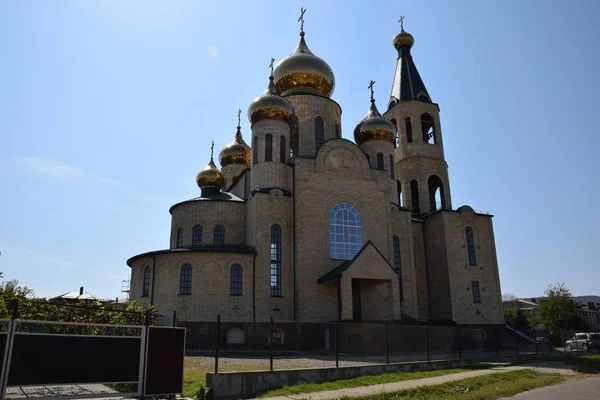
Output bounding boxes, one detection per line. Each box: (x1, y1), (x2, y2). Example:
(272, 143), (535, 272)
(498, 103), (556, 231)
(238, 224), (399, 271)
(428, 175), (446, 211)
(376, 153), (384, 170)
(214, 225), (225, 245)
(142, 267), (151, 297)
(176, 228), (184, 248)
(405, 117), (413, 143)
(314, 116), (324, 152)
(270, 225), (282, 297)
(265, 134), (273, 162)
(390, 119), (397, 147)
(330, 203), (363, 260)
(335, 123), (341, 138)
(192, 225), (202, 247)
(410, 180), (420, 213)
(230, 264), (242, 295)
(279, 135), (286, 163)
(466, 227), (477, 266)
(421, 113), (436, 144)
(389, 155), (395, 179)
(393, 236), (404, 300)
(252, 136), (258, 165)
(179, 264), (192, 295)
(397, 181), (403, 207)
(290, 115), (299, 157)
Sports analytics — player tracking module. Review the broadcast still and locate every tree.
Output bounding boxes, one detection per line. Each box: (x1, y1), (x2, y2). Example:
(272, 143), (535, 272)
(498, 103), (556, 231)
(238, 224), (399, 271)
(531, 283), (588, 341)
(502, 293), (530, 331)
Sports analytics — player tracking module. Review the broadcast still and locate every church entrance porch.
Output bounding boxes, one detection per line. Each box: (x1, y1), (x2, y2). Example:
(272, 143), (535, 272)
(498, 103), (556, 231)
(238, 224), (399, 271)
(350, 278), (395, 321)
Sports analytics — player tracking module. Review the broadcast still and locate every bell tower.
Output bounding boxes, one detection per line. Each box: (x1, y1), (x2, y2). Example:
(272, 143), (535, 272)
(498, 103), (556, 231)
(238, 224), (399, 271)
(384, 18), (452, 215)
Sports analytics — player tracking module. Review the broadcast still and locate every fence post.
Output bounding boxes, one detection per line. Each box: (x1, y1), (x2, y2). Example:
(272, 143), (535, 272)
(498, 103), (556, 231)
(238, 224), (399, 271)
(269, 317), (274, 372)
(425, 324), (430, 362)
(214, 314), (220, 374)
(140, 309), (152, 398)
(457, 326), (462, 361)
(534, 329), (538, 354)
(384, 323), (389, 364)
(495, 326), (499, 357)
(335, 321), (339, 368)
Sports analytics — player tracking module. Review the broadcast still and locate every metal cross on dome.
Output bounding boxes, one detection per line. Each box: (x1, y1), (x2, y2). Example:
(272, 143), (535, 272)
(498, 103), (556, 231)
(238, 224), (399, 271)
(269, 58), (275, 76)
(237, 109), (241, 127)
(368, 80), (376, 101)
(399, 15), (405, 30)
(210, 141), (214, 159)
(298, 7), (306, 34)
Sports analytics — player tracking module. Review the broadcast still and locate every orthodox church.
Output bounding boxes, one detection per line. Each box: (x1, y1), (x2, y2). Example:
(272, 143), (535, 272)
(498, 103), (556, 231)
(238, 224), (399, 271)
(127, 14), (504, 325)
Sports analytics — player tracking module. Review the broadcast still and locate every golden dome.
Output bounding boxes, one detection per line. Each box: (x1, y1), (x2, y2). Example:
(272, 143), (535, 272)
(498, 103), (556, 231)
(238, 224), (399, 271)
(248, 76), (294, 125)
(393, 29), (414, 50)
(354, 99), (396, 146)
(273, 33), (335, 97)
(219, 126), (251, 168)
(196, 157), (224, 190)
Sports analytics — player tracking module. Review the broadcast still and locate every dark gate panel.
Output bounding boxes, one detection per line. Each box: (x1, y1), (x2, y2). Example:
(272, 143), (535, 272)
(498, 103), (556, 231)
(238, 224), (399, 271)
(8, 335), (141, 385)
(144, 327), (185, 395)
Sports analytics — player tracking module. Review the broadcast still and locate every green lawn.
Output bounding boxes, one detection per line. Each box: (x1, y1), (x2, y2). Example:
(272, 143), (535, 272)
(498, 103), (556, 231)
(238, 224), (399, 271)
(565, 353), (600, 374)
(257, 366), (488, 398)
(344, 370), (567, 400)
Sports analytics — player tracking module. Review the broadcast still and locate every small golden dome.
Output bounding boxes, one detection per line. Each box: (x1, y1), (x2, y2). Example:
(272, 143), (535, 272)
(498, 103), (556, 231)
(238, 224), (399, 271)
(354, 100), (396, 146)
(196, 157), (224, 190)
(393, 29), (414, 50)
(273, 33), (335, 97)
(219, 126), (251, 168)
(248, 76), (294, 125)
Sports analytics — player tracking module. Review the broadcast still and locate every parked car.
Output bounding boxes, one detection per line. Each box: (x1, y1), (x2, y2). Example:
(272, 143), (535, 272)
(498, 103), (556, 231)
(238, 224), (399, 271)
(565, 332), (600, 351)
(535, 337), (550, 345)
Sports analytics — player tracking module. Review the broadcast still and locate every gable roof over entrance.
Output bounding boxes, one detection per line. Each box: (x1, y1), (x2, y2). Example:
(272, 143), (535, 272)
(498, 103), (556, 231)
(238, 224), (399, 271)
(317, 240), (397, 283)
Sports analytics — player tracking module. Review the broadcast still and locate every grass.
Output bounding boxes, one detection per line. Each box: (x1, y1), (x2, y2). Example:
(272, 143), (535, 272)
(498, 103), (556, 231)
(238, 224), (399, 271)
(346, 370), (567, 400)
(565, 353), (600, 374)
(257, 366), (488, 398)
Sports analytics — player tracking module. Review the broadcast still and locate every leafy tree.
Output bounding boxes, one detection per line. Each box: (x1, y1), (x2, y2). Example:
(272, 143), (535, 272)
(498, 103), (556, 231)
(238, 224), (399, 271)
(502, 293), (531, 331)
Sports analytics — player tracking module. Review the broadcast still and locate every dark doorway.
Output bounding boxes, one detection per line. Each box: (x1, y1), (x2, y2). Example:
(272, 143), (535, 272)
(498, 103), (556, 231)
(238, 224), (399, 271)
(352, 279), (362, 321)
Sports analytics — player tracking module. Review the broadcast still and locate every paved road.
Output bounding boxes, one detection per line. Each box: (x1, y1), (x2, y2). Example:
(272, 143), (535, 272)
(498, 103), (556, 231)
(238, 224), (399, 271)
(503, 376), (600, 400)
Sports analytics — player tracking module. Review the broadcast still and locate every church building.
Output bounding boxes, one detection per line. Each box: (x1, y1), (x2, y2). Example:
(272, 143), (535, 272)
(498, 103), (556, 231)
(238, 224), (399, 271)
(127, 14), (504, 325)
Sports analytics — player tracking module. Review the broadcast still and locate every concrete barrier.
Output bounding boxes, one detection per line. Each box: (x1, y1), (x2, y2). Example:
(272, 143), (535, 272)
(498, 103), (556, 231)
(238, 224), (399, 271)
(206, 359), (470, 400)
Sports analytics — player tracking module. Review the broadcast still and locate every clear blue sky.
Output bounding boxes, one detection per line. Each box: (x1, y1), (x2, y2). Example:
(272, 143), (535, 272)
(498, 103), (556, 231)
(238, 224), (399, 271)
(1, 0), (599, 301)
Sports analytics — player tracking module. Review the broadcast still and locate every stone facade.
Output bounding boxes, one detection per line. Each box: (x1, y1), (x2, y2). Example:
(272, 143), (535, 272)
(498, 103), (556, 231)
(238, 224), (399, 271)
(126, 23), (504, 325)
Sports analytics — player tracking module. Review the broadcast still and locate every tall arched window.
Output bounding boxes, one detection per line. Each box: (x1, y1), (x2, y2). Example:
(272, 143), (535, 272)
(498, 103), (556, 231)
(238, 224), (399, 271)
(397, 181), (403, 207)
(376, 153), (384, 170)
(428, 175), (446, 211)
(393, 236), (403, 300)
(330, 203), (363, 260)
(265, 134), (273, 162)
(410, 180), (420, 213)
(466, 227), (477, 266)
(279, 135), (286, 163)
(389, 155), (395, 179)
(335, 123), (341, 138)
(421, 113), (436, 144)
(252, 136), (258, 165)
(214, 225), (225, 245)
(390, 119), (398, 148)
(405, 117), (413, 143)
(230, 264), (242, 295)
(290, 115), (299, 157)
(314, 116), (324, 152)
(179, 264), (192, 295)
(142, 267), (151, 297)
(270, 225), (282, 297)
(176, 228), (184, 248)
(192, 225), (202, 247)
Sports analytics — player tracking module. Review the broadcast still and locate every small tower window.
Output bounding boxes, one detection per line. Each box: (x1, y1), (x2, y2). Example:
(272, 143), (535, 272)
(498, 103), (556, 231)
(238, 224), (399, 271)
(230, 264), (242, 295)
(176, 228), (184, 248)
(393, 235), (403, 300)
(376, 153), (384, 170)
(335, 123), (341, 138)
(421, 113), (436, 144)
(471, 280), (481, 303)
(270, 225), (282, 297)
(405, 117), (413, 143)
(314, 116), (324, 152)
(192, 225), (202, 247)
(389, 155), (395, 179)
(142, 267), (151, 297)
(214, 225), (225, 245)
(466, 227), (477, 266)
(397, 181), (403, 207)
(290, 115), (299, 157)
(252, 136), (258, 165)
(280, 135), (286, 163)
(179, 264), (192, 295)
(428, 175), (446, 211)
(390, 119), (398, 147)
(410, 180), (420, 213)
(265, 134), (273, 162)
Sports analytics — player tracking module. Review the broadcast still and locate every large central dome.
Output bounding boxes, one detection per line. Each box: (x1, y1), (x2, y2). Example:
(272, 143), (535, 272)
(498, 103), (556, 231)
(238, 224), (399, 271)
(273, 33), (335, 97)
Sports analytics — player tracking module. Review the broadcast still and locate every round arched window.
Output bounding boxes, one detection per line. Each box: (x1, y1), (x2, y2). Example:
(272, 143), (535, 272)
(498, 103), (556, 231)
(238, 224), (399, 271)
(329, 203), (363, 260)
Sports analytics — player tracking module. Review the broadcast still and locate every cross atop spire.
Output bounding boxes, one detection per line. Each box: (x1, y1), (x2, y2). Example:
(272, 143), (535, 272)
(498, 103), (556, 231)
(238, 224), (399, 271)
(298, 7), (306, 35)
(210, 141), (214, 160)
(237, 109), (241, 128)
(399, 15), (405, 30)
(269, 58), (275, 76)
(368, 80), (376, 102)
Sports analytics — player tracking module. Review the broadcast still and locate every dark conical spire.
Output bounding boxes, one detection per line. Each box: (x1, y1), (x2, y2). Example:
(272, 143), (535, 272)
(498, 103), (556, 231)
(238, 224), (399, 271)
(388, 20), (432, 108)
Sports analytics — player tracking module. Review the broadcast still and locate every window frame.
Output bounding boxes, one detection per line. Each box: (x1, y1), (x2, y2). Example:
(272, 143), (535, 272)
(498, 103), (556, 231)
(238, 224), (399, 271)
(179, 264), (192, 295)
(176, 228), (184, 248)
(471, 280), (481, 303)
(230, 264), (243, 296)
(466, 227), (477, 266)
(314, 116), (325, 152)
(192, 225), (202, 247)
(376, 153), (384, 170)
(279, 135), (286, 163)
(142, 267), (151, 297)
(270, 225), (282, 297)
(214, 225), (225, 245)
(265, 134), (273, 162)
(329, 203), (364, 260)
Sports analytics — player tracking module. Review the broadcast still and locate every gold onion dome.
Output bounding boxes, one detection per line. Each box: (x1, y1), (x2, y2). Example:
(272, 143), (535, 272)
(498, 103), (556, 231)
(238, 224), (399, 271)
(196, 143), (224, 190)
(354, 83), (396, 146)
(393, 29), (414, 50)
(273, 32), (335, 97)
(248, 72), (294, 125)
(219, 125), (251, 168)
